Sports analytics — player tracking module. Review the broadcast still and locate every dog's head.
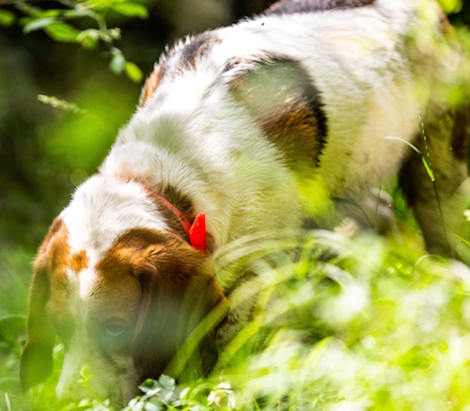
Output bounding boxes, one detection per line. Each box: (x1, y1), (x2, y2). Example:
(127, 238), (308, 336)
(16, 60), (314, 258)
(20, 176), (227, 407)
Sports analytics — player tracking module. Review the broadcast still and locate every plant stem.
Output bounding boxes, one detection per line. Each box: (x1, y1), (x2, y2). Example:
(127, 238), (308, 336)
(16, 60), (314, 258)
(420, 113), (453, 259)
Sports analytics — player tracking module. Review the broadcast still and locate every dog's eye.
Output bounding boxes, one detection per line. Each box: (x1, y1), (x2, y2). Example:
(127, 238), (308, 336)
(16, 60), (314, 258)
(106, 325), (125, 337)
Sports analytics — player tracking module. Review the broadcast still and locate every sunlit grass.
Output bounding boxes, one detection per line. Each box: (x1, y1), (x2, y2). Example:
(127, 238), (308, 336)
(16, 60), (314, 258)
(5, 201), (470, 410)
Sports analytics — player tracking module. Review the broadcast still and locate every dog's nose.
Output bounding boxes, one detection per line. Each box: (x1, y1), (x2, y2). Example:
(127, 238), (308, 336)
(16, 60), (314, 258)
(56, 372), (123, 409)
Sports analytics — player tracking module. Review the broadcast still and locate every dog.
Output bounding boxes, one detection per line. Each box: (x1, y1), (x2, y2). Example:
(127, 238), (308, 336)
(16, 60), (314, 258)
(20, 0), (469, 407)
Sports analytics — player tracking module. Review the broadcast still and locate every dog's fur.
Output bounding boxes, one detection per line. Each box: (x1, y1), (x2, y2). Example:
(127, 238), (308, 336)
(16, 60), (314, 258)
(21, 0), (469, 407)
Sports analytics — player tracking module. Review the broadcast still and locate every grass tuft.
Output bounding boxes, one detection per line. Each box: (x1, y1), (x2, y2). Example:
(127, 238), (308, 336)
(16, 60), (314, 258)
(10, 223), (470, 410)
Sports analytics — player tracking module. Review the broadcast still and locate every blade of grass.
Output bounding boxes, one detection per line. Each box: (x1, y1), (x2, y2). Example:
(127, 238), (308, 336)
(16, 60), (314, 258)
(419, 112), (452, 259)
(382, 129), (452, 259)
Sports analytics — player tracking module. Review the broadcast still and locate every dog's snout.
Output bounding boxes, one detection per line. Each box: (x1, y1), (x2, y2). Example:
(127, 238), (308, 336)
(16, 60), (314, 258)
(56, 350), (128, 409)
(55, 352), (92, 406)
(55, 376), (88, 406)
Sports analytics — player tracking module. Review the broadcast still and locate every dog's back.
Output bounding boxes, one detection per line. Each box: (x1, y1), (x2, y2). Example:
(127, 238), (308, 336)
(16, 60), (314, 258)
(102, 0), (463, 246)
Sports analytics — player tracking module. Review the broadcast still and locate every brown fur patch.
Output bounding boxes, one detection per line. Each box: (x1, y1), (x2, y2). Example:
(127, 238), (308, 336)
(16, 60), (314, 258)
(21, 218), (68, 390)
(438, 11), (452, 36)
(139, 65), (165, 107)
(70, 250), (89, 273)
(161, 185), (195, 217)
(97, 228), (227, 381)
(257, 98), (322, 169)
(36, 218), (64, 258)
(33, 218), (70, 276)
(265, 0), (375, 15)
(146, 191), (192, 243)
(91, 253), (142, 347)
(97, 228), (220, 299)
(34, 218), (73, 310)
(230, 57), (327, 171)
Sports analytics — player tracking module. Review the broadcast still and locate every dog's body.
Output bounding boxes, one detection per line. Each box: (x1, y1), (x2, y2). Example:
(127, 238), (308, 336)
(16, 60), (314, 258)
(21, 0), (468, 407)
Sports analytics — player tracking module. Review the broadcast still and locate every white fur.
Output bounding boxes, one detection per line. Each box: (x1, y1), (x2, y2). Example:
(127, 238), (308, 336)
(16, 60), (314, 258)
(98, 0), (433, 247)
(60, 175), (169, 257)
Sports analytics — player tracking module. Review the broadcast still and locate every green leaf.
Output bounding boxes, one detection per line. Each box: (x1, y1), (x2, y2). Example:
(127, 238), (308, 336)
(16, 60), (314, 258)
(36, 9), (61, 18)
(145, 398), (164, 411)
(139, 379), (157, 393)
(15, 2), (40, 16)
(0, 9), (15, 27)
(438, 0), (462, 13)
(19, 17), (31, 26)
(111, 2), (148, 18)
(77, 29), (100, 49)
(125, 61), (143, 83)
(110, 53), (126, 75)
(63, 9), (89, 18)
(86, 0), (114, 10)
(131, 400), (145, 411)
(23, 17), (56, 33)
(158, 375), (175, 392)
(44, 21), (80, 43)
(179, 387), (190, 400)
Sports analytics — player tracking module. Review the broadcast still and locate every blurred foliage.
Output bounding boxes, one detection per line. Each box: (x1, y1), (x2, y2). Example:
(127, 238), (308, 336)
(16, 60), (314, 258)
(0, 0), (469, 410)
(22, 230), (470, 411)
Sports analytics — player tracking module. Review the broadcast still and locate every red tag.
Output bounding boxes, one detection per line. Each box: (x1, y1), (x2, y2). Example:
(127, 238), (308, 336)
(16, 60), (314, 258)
(189, 214), (206, 254)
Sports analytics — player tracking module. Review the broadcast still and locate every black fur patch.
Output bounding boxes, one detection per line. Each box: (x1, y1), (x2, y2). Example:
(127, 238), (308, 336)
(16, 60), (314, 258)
(161, 184), (195, 218)
(162, 32), (221, 77)
(179, 33), (221, 70)
(229, 57), (327, 171)
(265, 0), (375, 15)
(148, 186), (195, 242)
(148, 186), (216, 254)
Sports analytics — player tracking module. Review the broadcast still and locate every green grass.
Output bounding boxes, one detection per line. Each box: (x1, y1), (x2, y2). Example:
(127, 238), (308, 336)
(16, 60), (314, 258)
(0, 242), (34, 410)
(4, 193), (470, 410)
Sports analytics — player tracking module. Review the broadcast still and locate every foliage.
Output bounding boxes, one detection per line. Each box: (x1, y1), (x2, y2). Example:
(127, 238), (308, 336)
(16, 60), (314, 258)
(15, 225), (470, 411)
(0, 0), (148, 82)
(438, 0), (463, 14)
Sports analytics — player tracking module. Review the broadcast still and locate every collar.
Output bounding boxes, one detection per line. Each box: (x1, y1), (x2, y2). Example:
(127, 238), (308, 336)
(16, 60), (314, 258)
(147, 190), (207, 254)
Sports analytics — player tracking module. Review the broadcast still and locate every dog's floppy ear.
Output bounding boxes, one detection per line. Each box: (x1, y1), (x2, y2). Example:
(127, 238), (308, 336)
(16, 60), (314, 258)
(131, 234), (228, 381)
(20, 219), (62, 390)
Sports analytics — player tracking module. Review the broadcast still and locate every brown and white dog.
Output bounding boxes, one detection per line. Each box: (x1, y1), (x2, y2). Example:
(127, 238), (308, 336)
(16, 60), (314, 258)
(21, 0), (468, 407)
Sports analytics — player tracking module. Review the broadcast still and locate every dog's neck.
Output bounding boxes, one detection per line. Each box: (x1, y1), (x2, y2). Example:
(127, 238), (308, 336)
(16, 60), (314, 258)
(100, 106), (304, 249)
(145, 189), (207, 254)
(99, 142), (222, 252)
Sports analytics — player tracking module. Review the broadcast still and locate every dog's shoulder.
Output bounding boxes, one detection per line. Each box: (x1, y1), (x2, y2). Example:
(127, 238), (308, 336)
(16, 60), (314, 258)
(132, 0), (436, 199)
(139, 0), (416, 108)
